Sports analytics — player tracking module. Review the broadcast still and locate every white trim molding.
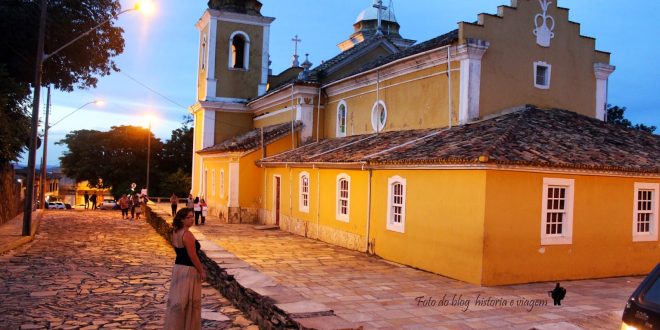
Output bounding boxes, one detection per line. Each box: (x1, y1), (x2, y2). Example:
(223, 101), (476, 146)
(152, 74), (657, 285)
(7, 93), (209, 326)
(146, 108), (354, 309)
(337, 100), (348, 137)
(371, 100), (388, 132)
(594, 63), (615, 121)
(206, 18), (218, 99)
(633, 182), (659, 242)
(336, 173), (351, 222)
(455, 39), (489, 124)
(259, 24), (270, 96)
(299, 171), (310, 213)
(540, 177), (575, 245)
(228, 162), (239, 207)
(533, 61), (552, 90)
(228, 30), (250, 70)
(219, 169), (225, 198)
(211, 169), (216, 196)
(386, 176), (407, 233)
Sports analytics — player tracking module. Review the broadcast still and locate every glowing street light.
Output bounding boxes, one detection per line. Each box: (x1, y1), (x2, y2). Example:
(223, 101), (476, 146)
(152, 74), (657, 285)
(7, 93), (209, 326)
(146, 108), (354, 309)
(39, 98), (103, 210)
(23, 1), (154, 235)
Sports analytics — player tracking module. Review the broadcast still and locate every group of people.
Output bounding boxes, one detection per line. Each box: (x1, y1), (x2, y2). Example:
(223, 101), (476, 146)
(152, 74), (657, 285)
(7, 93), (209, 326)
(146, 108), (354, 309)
(83, 191), (98, 210)
(118, 193), (146, 220)
(169, 193), (208, 226)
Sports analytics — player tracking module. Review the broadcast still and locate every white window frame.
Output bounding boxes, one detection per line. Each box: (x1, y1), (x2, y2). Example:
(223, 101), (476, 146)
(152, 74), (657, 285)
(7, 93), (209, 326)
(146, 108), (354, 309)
(220, 170), (225, 198)
(633, 182), (659, 242)
(336, 100), (347, 137)
(533, 61), (551, 89)
(228, 31), (250, 70)
(540, 178), (574, 245)
(371, 100), (388, 132)
(299, 171), (310, 213)
(211, 169), (216, 196)
(336, 173), (350, 222)
(386, 176), (407, 233)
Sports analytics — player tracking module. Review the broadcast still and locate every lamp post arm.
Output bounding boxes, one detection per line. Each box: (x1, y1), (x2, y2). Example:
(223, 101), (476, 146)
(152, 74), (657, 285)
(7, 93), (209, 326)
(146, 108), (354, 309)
(43, 8), (136, 61)
(49, 101), (97, 128)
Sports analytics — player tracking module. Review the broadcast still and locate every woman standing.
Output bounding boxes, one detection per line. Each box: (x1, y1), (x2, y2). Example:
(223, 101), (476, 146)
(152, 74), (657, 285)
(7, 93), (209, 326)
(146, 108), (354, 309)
(170, 193), (178, 216)
(164, 208), (207, 330)
(199, 198), (208, 225)
(193, 197), (201, 226)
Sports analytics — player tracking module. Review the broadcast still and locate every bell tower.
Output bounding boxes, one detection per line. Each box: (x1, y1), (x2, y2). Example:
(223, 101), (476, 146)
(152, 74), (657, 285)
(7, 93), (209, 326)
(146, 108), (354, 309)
(196, 0), (274, 102)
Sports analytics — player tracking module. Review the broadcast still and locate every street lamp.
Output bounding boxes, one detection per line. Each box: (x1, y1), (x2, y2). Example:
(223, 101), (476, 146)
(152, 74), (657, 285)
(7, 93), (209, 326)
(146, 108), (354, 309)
(23, 1), (153, 236)
(39, 98), (103, 210)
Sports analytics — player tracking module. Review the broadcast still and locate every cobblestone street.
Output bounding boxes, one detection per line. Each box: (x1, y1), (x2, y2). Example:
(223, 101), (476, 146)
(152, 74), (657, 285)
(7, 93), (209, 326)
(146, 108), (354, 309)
(0, 210), (255, 330)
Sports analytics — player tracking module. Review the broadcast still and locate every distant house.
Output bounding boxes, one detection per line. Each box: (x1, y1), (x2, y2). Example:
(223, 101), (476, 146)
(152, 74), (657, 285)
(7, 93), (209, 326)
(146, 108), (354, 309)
(188, 0), (659, 285)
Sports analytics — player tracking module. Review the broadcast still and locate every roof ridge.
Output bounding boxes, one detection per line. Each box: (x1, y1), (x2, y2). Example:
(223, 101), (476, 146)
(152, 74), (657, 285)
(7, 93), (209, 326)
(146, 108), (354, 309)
(479, 107), (531, 160)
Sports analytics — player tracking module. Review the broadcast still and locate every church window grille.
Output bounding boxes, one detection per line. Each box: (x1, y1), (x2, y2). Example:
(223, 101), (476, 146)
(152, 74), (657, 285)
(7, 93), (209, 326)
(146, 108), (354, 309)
(371, 100), (387, 132)
(299, 172), (310, 213)
(387, 176), (406, 233)
(541, 178), (574, 245)
(229, 31), (250, 70)
(336, 174), (350, 222)
(337, 101), (347, 137)
(534, 61), (551, 89)
(633, 183), (658, 242)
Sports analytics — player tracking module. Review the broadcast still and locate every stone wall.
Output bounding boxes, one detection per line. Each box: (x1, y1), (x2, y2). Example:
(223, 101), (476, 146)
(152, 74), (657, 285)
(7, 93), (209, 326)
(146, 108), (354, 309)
(143, 204), (357, 329)
(0, 165), (22, 225)
(274, 213), (368, 252)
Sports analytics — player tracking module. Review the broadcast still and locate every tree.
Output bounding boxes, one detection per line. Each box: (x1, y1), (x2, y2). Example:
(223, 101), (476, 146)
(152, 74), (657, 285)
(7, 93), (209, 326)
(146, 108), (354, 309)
(161, 115), (194, 174)
(607, 104), (656, 134)
(0, 0), (125, 165)
(57, 126), (163, 197)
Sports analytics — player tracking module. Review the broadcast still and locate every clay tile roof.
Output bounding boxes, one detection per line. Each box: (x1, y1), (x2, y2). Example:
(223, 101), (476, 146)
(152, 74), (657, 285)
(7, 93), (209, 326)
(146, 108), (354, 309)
(198, 121), (302, 154)
(259, 106), (660, 174)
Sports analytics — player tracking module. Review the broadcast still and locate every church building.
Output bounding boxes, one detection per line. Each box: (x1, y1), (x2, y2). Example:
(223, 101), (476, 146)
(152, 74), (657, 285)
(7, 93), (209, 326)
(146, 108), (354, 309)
(189, 0), (660, 285)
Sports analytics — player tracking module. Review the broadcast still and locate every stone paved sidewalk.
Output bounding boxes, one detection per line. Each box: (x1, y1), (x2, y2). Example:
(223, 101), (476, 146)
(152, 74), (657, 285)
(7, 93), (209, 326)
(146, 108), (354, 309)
(0, 209), (257, 330)
(175, 206), (639, 330)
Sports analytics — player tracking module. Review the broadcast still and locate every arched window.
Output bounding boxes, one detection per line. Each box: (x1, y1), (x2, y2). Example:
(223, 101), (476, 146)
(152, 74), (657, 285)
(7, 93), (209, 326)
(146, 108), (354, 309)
(229, 31), (250, 70)
(337, 101), (347, 137)
(336, 174), (350, 222)
(299, 172), (310, 213)
(371, 100), (387, 132)
(387, 176), (406, 233)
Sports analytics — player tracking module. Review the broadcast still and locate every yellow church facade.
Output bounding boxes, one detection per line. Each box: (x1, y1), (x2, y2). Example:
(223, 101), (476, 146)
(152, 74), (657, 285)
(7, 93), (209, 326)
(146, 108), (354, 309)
(189, 0), (659, 285)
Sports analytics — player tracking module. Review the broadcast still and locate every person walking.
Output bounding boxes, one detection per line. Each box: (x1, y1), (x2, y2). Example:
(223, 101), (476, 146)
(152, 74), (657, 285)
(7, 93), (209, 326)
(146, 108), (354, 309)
(83, 191), (89, 209)
(164, 208), (206, 330)
(119, 194), (130, 219)
(130, 194), (138, 220)
(170, 193), (178, 216)
(193, 197), (201, 226)
(90, 193), (97, 210)
(200, 198), (207, 225)
(186, 194), (194, 209)
(134, 195), (142, 220)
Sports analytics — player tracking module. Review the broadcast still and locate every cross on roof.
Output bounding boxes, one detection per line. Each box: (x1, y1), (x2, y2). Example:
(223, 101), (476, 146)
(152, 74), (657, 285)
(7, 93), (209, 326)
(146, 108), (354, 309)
(373, 0), (388, 36)
(291, 35), (302, 67)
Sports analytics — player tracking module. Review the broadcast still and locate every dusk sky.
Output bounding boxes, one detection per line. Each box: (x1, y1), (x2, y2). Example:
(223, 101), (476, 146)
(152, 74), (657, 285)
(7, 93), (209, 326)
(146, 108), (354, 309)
(36, 0), (659, 166)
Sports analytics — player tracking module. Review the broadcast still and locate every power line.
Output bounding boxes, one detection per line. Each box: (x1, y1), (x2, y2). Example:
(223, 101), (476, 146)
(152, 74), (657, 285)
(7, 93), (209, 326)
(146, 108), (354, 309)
(120, 71), (189, 110)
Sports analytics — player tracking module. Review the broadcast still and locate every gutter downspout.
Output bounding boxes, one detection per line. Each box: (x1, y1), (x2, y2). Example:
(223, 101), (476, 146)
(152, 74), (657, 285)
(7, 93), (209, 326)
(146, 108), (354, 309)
(447, 45), (452, 129)
(364, 163), (373, 254)
(264, 166), (268, 224)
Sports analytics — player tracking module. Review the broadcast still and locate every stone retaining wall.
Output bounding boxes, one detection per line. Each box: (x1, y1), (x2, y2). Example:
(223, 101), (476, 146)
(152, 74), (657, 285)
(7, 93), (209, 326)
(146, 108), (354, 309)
(144, 204), (357, 330)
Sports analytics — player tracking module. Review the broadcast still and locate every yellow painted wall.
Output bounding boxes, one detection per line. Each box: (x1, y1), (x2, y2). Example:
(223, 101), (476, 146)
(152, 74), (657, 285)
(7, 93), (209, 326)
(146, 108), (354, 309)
(191, 110), (204, 195)
(253, 108), (297, 128)
(482, 171), (660, 285)
(199, 157), (230, 207)
(460, 1), (610, 118)
(214, 112), (253, 145)
(215, 21), (264, 99)
(370, 170), (487, 285)
(324, 61), (460, 138)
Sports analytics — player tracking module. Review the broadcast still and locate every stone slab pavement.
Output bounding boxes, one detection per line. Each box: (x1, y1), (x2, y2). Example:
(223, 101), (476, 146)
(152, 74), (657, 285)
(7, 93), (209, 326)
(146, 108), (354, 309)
(154, 204), (642, 330)
(0, 209), (257, 330)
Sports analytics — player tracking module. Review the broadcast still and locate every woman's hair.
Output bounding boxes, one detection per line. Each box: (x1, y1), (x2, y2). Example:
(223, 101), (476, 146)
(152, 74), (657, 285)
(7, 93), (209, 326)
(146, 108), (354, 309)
(194, 197), (199, 203)
(172, 208), (192, 230)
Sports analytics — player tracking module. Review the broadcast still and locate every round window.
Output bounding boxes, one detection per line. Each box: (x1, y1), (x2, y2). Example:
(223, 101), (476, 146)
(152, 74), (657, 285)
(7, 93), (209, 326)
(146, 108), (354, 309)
(371, 100), (387, 132)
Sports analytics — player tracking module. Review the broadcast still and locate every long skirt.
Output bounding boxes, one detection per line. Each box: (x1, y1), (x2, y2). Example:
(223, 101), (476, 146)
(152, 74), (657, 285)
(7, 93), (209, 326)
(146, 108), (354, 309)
(164, 264), (202, 330)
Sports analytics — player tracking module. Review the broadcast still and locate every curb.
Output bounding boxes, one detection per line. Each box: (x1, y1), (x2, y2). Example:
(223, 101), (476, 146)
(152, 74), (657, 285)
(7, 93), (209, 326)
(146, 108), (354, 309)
(0, 210), (43, 254)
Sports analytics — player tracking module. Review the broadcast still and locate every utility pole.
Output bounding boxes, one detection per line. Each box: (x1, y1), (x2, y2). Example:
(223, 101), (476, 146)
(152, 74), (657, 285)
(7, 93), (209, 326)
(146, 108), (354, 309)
(39, 86), (51, 210)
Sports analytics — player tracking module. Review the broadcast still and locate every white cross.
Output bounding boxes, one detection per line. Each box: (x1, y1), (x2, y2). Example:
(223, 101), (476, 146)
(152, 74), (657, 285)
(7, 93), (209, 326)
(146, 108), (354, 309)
(373, 0), (388, 36)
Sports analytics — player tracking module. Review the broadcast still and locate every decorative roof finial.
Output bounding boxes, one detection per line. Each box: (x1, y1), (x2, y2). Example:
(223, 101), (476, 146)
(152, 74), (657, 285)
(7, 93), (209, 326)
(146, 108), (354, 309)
(301, 53), (312, 71)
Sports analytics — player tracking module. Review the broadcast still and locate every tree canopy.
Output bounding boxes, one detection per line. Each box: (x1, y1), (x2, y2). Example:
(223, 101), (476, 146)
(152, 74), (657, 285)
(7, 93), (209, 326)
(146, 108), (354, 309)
(0, 0), (125, 165)
(607, 104), (656, 134)
(57, 120), (193, 197)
